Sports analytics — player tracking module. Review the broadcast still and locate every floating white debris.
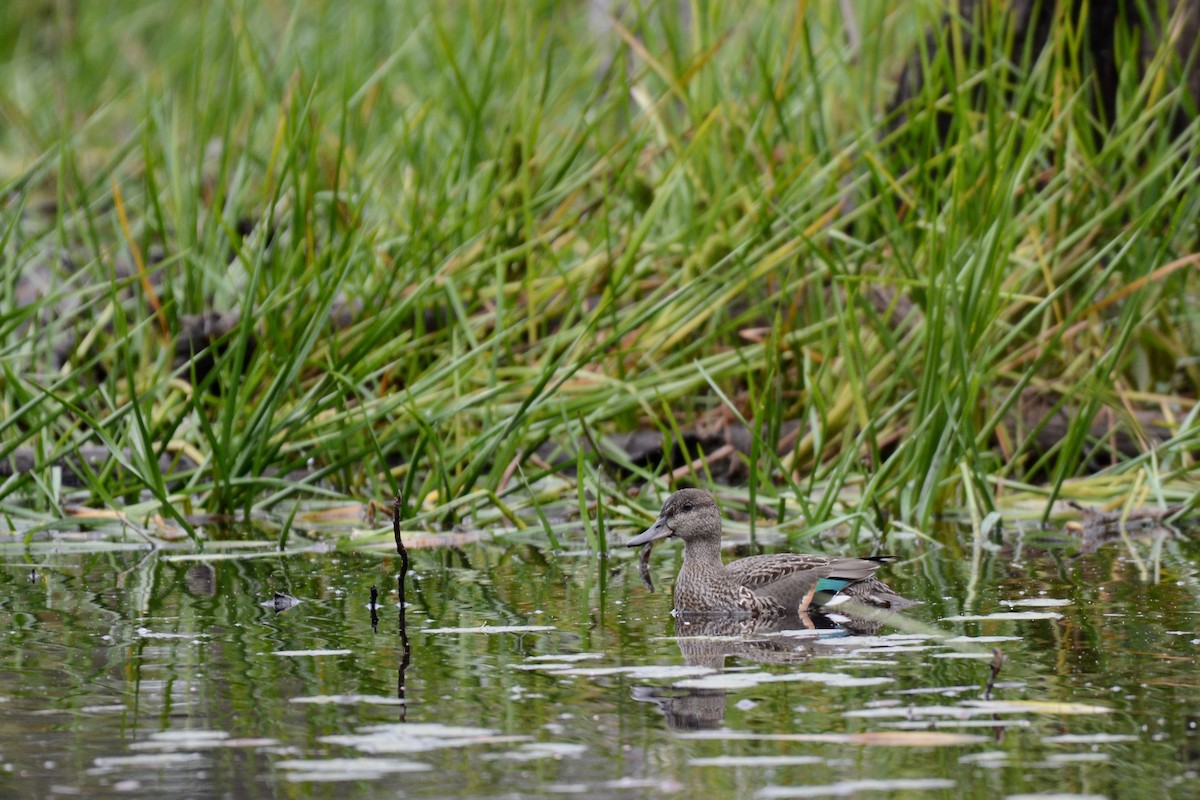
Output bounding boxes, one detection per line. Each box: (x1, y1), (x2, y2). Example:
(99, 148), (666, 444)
(1042, 733), (1137, 744)
(526, 653), (603, 662)
(756, 777), (956, 797)
(847, 700), (1113, 718)
(511, 663), (575, 672)
(94, 753), (206, 768)
(965, 700), (1113, 715)
(128, 729), (277, 750)
(847, 645), (941, 655)
(881, 719), (1033, 730)
(422, 625), (556, 634)
(272, 649), (353, 657)
(136, 628), (205, 640)
(543, 783), (591, 794)
(321, 723), (528, 754)
(290, 695), (404, 706)
(1006, 794), (1108, 800)
(679, 730), (987, 746)
(1002, 598), (1072, 607)
(277, 757), (431, 782)
(132, 738), (277, 753)
(677, 671), (892, 690)
(1039, 752), (1111, 764)
(691, 755), (825, 767)
(845, 704), (978, 719)
(141, 730), (229, 743)
(887, 685), (979, 696)
(759, 629), (829, 639)
(560, 665), (715, 680)
(601, 777), (686, 791)
(959, 750), (1009, 764)
(946, 635), (1022, 643)
(942, 612), (1063, 621)
(553, 666), (628, 677)
(673, 673), (768, 690)
(483, 742), (587, 762)
(812, 634), (936, 648)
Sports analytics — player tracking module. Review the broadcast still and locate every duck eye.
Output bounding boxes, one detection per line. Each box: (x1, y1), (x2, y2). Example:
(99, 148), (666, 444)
(683, 502), (693, 512)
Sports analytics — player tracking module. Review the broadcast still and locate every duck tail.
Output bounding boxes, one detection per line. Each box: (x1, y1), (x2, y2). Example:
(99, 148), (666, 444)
(817, 556), (916, 609)
(842, 577), (919, 609)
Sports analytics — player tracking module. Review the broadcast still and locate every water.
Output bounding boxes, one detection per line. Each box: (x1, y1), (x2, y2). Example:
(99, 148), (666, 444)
(1, 524), (1198, 799)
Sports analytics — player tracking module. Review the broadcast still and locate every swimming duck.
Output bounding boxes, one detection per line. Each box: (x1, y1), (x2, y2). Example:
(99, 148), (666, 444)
(625, 489), (912, 617)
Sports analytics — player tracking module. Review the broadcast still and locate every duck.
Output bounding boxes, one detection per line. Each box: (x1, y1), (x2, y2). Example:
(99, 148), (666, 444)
(625, 488), (913, 617)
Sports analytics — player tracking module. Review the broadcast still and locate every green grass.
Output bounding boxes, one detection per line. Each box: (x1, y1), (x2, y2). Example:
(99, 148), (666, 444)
(1, 1), (1198, 542)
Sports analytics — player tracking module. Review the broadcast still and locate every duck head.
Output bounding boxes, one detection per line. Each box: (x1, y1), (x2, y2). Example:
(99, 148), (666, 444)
(625, 488), (722, 547)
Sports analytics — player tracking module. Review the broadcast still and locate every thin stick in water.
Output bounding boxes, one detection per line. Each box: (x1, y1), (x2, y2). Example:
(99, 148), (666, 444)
(984, 648), (1006, 701)
(393, 491), (411, 715)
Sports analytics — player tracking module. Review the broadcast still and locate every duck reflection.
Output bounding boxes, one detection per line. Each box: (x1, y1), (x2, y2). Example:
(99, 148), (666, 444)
(632, 611), (884, 731)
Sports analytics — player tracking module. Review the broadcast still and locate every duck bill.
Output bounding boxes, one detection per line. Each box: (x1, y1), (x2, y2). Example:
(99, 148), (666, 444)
(625, 518), (671, 547)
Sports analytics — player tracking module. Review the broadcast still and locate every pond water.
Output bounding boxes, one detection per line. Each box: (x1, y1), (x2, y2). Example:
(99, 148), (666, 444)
(1, 521), (1198, 799)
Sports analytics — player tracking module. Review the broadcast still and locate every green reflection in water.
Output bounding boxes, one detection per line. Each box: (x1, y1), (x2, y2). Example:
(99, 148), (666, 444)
(0, 527), (1197, 799)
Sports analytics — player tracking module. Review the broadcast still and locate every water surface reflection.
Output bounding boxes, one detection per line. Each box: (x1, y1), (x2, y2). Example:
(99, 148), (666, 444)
(0, 527), (1196, 799)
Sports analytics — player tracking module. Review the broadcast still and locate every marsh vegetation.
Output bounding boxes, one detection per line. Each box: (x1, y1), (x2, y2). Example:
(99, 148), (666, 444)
(3, 1), (1198, 540)
(2, 4), (1199, 795)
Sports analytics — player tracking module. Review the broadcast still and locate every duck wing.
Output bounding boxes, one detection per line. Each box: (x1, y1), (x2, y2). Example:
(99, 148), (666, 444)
(725, 555), (892, 613)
